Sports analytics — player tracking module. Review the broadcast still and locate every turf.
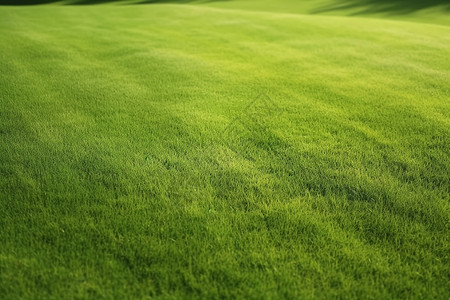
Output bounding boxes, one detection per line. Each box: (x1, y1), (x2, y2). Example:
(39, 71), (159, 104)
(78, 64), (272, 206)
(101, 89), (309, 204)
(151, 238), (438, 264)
(206, 0), (450, 26)
(0, 1), (449, 299)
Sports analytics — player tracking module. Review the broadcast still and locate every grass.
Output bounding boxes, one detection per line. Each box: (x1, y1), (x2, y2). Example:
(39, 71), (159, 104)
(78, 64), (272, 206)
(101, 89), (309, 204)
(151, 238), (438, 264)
(0, 1), (449, 299)
(206, 0), (450, 26)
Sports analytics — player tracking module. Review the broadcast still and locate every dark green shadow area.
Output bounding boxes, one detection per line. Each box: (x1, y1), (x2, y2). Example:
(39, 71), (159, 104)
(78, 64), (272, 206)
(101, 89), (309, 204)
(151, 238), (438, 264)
(314, 0), (450, 15)
(0, 0), (57, 4)
(0, 0), (228, 5)
(1, 0), (448, 15)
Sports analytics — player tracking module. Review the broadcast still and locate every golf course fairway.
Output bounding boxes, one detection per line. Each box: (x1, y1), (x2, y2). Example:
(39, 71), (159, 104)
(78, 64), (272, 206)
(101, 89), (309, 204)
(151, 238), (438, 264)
(0, 1), (449, 299)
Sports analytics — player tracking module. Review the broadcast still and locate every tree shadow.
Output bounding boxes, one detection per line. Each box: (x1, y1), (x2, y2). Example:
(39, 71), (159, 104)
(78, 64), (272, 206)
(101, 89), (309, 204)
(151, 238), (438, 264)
(0, 0), (228, 5)
(0, 0), (59, 4)
(313, 0), (450, 15)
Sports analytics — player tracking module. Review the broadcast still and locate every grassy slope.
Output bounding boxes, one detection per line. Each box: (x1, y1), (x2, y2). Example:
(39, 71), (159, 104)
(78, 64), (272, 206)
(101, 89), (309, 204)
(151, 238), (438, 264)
(205, 0), (450, 26)
(0, 3), (449, 299)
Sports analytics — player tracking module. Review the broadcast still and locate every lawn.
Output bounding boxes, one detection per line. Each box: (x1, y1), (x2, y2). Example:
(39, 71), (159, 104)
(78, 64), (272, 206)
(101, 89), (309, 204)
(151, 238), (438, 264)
(0, 0), (449, 299)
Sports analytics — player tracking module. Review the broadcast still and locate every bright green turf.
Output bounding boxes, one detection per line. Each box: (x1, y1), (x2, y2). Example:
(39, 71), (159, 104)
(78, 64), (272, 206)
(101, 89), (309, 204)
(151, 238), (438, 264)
(0, 2), (449, 299)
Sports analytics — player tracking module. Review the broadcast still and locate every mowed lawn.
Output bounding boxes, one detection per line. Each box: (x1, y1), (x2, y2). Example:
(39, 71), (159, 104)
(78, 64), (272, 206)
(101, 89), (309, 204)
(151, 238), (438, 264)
(0, 1), (449, 299)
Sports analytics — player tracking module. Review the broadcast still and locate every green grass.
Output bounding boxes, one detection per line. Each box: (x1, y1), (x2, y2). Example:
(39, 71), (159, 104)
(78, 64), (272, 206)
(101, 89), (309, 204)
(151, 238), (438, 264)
(0, 1), (449, 299)
(207, 0), (450, 26)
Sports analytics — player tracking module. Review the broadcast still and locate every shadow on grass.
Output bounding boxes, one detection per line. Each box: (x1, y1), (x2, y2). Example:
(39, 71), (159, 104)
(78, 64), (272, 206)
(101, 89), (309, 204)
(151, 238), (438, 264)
(313, 0), (450, 15)
(1, 0), (446, 13)
(0, 0), (228, 5)
(0, 0), (57, 4)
